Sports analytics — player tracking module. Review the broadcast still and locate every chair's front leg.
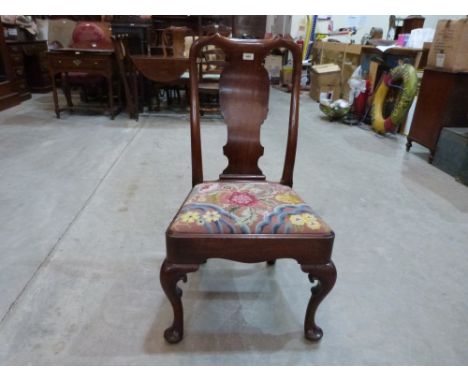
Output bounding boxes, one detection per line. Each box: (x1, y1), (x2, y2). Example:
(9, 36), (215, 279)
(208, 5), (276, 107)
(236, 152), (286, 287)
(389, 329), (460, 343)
(301, 262), (337, 341)
(160, 260), (199, 343)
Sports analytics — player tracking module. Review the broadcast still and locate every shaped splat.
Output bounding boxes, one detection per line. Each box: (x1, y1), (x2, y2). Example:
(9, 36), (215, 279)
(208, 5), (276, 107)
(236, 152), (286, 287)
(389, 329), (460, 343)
(218, 52), (270, 181)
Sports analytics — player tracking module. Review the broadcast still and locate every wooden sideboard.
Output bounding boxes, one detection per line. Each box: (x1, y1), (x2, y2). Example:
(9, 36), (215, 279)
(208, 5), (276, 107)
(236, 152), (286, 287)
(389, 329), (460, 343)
(406, 68), (468, 162)
(6, 40), (52, 101)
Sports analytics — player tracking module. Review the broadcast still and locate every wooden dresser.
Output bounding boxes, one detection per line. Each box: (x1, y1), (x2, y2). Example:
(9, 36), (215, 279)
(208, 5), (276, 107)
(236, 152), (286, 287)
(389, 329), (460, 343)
(406, 68), (468, 162)
(6, 40), (52, 101)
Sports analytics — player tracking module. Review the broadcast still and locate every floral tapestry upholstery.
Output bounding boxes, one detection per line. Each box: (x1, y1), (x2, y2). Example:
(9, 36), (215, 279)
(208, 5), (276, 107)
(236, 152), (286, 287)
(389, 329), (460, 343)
(169, 182), (332, 235)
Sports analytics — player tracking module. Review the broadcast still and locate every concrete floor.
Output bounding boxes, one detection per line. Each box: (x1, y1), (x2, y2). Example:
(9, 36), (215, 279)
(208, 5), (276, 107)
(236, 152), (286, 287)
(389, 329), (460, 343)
(0, 90), (467, 365)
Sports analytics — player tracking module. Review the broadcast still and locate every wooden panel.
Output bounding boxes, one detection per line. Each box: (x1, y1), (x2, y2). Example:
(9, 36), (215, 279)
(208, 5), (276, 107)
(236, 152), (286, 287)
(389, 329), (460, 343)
(219, 51), (270, 180)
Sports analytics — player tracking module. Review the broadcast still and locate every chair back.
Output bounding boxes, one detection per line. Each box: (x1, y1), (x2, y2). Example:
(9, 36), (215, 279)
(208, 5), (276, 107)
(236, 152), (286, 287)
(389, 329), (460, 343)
(188, 34), (302, 187)
(162, 26), (192, 58)
(112, 34), (137, 119)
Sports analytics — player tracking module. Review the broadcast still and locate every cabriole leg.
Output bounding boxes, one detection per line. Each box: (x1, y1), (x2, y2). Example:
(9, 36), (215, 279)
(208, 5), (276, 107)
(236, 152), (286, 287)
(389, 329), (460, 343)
(160, 260), (199, 343)
(301, 262), (337, 341)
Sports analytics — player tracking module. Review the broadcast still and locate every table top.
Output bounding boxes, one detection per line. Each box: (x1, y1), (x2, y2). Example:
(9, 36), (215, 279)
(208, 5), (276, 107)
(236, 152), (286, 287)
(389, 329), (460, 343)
(131, 55), (190, 83)
(130, 55), (189, 61)
(361, 46), (425, 55)
(48, 48), (114, 55)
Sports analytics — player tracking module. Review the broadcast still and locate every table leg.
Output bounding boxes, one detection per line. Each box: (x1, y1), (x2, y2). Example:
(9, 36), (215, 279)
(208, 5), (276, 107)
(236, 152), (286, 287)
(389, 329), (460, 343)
(63, 73), (73, 108)
(108, 76), (114, 120)
(51, 73), (60, 119)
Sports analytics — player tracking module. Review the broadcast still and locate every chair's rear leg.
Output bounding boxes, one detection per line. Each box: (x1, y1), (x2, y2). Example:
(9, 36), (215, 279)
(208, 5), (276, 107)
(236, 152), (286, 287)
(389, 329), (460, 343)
(160, 260), (199, 343)
(301, 262), (337, 341)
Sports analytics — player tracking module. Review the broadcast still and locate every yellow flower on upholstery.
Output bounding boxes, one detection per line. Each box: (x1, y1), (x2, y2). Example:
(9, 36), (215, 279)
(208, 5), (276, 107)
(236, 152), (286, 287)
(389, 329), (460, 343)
(289, 214), (306, 226)
(302, 213), (321, 230)
(203, 211), (221, 222)
(275, 193), (302, 204)
(180, 211), (200, 223)
(289, 213), (321, 230)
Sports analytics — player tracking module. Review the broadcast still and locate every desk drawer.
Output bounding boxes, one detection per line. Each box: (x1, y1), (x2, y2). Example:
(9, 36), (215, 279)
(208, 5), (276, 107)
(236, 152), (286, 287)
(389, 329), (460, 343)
(16, 79), (27, 93)
(49, 56), (110, 71)
(10, 52), (24, 66)
(14, 66), (25, 79)
(7, 44), (21, 54)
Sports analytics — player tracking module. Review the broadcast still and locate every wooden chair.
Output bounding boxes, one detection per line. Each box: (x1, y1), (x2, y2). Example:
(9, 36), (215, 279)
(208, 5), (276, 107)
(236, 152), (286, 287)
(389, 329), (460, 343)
(196, 24), (230, 114)
(112, 34), (138, 120)
(197, 45), (225, 114)
(160, 34), (337, 344)
(161, 26), (192, 58)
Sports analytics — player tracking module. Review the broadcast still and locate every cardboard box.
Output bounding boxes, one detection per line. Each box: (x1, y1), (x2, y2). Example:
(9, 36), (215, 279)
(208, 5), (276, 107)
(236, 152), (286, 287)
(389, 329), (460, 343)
(309, 63), (341, 101)
(280, 66), (293, 86)
(264, 55), (282, 84)
(427, 18), (468, 72)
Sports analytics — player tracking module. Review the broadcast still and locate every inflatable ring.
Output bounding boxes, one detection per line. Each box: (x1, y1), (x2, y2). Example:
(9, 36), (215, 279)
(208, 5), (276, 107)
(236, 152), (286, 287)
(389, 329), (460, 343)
(371, 63), (418, 134)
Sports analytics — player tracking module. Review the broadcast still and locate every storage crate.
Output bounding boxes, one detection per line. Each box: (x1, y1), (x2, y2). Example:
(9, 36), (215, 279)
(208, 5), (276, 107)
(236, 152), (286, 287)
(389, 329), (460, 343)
(433, 127), (468, 185)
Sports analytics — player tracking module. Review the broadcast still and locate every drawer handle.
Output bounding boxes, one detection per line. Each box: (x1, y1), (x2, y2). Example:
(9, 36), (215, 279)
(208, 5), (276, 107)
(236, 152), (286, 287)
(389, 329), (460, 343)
(73, 59), (82, 66)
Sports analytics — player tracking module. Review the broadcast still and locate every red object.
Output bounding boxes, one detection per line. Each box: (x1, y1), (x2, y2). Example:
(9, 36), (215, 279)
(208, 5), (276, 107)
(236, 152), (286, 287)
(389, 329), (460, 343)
(70, 22), (112, 50)
(296, 38), (304, 52)
(384, 118), (397, 133)
(353, 80), (371, 117)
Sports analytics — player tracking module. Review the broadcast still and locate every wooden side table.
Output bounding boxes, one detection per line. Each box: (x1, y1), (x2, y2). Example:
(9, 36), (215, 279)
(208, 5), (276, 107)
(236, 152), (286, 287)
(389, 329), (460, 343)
(406, 68), (468, 162)
(131, 55), (189, 111)
(47, 48), (118, 119)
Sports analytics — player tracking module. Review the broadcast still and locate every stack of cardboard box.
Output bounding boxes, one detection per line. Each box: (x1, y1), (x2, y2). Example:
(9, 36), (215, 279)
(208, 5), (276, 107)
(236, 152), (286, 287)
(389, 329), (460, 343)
(427, 18), (468, 72)
(309, 63), (341, 102)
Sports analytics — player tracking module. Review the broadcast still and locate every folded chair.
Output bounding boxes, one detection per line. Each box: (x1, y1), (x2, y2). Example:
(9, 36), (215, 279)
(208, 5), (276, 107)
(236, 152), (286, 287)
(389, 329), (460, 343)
(160, 34), (337, 343)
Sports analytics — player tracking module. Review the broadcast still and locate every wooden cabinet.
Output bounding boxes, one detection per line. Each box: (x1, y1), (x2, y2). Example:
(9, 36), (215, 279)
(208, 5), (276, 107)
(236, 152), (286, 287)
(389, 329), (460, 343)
(0, 24), (21, 111)
(406, 68), (468, 162)
(6, 40), (52, 100)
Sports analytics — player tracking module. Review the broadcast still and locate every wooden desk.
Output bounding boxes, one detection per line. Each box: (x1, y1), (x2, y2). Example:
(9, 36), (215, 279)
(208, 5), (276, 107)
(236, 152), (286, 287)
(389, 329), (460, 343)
(47, 48), (117, 119)
(361, 46), (426, 69)
(360, 46), (428, 91)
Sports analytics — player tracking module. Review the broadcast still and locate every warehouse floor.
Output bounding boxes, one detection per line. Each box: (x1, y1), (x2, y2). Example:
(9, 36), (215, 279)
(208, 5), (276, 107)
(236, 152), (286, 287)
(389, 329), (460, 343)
(1, 90), (467, 365)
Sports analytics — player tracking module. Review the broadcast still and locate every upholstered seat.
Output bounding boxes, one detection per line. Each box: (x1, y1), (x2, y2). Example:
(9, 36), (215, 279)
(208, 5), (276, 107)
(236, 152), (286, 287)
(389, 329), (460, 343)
(169, 181), (331, 235)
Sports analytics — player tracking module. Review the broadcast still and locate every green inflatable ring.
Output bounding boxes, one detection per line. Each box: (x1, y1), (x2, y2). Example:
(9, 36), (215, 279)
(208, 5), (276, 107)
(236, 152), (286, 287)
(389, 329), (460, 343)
(371, 63), (418, 134)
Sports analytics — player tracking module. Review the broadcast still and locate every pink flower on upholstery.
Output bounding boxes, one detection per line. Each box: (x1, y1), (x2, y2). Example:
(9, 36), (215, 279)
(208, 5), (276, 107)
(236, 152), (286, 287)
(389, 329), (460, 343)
(228, 192), (258, 206)
(198, 183), (218, 193)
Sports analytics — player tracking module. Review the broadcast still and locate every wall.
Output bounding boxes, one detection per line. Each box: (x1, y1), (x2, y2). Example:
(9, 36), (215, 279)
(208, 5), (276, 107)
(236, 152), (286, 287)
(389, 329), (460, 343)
(288, 15), (465, 42)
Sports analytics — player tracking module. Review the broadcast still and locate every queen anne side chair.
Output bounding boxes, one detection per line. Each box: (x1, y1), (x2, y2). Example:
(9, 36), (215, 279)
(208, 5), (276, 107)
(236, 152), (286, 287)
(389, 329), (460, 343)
(160, 34), (337, 344)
